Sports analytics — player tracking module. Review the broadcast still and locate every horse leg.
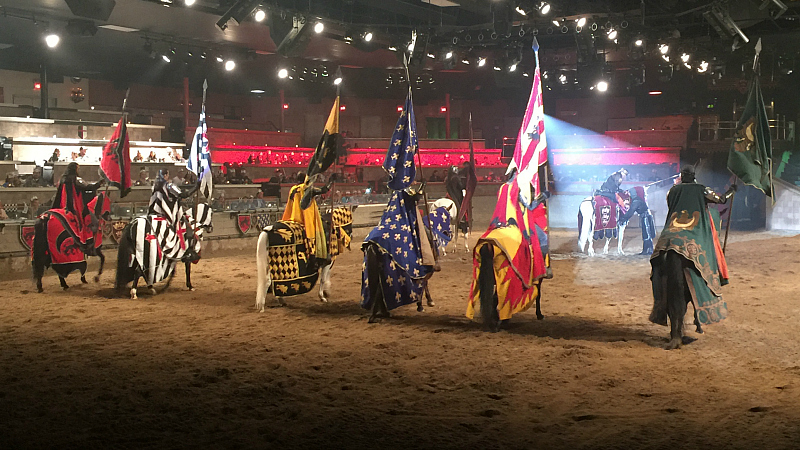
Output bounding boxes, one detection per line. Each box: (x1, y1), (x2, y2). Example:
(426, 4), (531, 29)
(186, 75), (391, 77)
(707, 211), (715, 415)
(464, 229), (470, 253)
(478, 244), (501, 332)
(366, 246), (389, 323)
(131, 274), (140, 300)
(535, 281), (544, 320)
(618, 222), (626, 256)
(185, 262), (194, 291)
(665, 251), (687, 350)
(80, 263), (88, 284)
(318, 261), (332, 303)
(59, 276), (69, 290)
(602, 237), (611, 255)
(32, 219), (48, 293)
(255, 231), (277, 311)
(94, 249), (105, 283)
(425, 282), (435, 307)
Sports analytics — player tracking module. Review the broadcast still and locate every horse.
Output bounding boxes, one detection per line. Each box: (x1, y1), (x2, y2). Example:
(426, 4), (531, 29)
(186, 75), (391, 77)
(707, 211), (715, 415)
(31, 192), (111, 292)
(657, 250), (705, 350)
(577, 190), (632, 256)
(255, 206), (353, 312)
(430, 197), (469, 254)
(115, 203), (213, 299)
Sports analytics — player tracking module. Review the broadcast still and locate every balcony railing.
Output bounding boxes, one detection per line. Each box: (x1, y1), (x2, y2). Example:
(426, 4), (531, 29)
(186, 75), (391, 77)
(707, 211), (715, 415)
(697, 116), (794, 142)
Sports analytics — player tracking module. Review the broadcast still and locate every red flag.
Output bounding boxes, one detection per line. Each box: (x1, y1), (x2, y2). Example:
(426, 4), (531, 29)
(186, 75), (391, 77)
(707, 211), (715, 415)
(507, 38), (548, 203)
(100, 118), (132, 197)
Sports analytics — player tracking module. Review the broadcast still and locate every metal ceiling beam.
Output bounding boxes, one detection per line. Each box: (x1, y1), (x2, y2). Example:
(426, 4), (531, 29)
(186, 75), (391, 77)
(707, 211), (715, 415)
(352, 0), (458, 25)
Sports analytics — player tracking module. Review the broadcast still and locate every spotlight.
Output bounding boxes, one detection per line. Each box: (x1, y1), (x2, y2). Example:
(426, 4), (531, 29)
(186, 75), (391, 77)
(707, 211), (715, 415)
(607, 29), (617, 40)
(515, 6), (527, 16)
(596, 81), (608, 92)
(45, 34), (60, 48)
(523, 72), (530, 77)
(477, 57), (486, 67)
(634, 38), (643, 47)
(364, 32), (373, 42)
(539, 2), (551, 15)
(388, 45), (397, 51)
(185, 0), (195, 5)
(659, 43), (669, 54)
(333, 76), (342, 85)
(216, 56), (224, 62)
(250, 89), (265, 94)
(509, 63), (517, 72)
(576, 17), (586, 27)
(314, 22), (324, 33)
(427, 52), (435, 59)
(558, 73), (567, 84)
(200, 52), (207, 59)
(162, 54), (171, 63)
(680, 53), (690, 63)
(254, 9), (266, 22)
(445, 51), (453, 59)
(461, 57), (470, 65)
(661, 54), (670, 62)
(225, 60), (235, 71)
(683, 62), (692, 70)
(493, 64), (502, 71)
(278, 68), (288, 78)
(552, 19), (560, 27)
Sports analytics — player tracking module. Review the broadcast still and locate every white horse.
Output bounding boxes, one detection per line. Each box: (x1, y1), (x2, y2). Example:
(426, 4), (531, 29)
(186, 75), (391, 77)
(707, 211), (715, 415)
(431, 197), (470, 255)
(577, 192), (630, 257)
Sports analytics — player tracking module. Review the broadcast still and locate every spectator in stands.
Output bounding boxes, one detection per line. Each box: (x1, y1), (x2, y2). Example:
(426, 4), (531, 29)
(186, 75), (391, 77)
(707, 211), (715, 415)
(134, 168), (150, 186)
(26, 196), (42, 219)
(183, 171), (196, 185)
(147, 151), (157, 162)
(3, 172), (21, 187)
(77, 147), (88, 161)
(428, 170), (443, 182)
(133, 150), (144, 162)
(24, 166), (49, 187)
(240, 169), (252, 184)
(0, 201), (8, 220)
(171, 148), (182, 162)
(212, 191), (226, 211)
(254, 191), (267, 208)
(49, 148), (61, 163)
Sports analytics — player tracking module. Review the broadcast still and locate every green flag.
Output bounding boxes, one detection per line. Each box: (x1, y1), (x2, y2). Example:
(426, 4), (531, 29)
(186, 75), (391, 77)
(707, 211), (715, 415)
(727, 75), (773, 201)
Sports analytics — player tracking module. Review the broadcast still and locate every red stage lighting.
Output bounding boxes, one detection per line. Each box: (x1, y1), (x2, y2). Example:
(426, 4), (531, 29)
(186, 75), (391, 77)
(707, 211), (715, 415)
(397, 105), (403, 112)
(440, 106), (447, 113)
(33, 82), (41, 90)
(282, 103), (289, 109)
(649, 91), (663, 95)
(340, 104), (346, 111)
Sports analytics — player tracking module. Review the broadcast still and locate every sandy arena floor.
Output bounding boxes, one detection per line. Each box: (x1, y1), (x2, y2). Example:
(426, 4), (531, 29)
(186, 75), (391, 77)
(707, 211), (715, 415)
(3, 229), (800, 449)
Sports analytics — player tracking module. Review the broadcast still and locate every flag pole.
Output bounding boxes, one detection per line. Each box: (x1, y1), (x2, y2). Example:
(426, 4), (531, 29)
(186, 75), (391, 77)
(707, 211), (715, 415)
(193, 79), (208, 233)
(106, 88), (130, 198)
(329, 68), (342, 258)
(404, 54), (439, 267)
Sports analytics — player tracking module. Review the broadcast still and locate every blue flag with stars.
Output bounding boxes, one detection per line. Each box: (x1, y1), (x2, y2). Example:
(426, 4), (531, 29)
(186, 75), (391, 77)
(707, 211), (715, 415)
(361, 190), (433, 311)
(383, 91), (417, 190)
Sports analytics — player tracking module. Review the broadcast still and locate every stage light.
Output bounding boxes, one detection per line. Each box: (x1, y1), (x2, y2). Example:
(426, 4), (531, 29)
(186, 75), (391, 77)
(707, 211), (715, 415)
(397, 105), (403, 112)
(364, 32), (373, 42)
(649, 90), (662, 95)
(477, 57), (486, 67)
(539, 2), (551, 15)
(216, 56), (224, 62)
(515, 6), (527, 16)
(445, 51), (453, 59)
(254, 9), (266, 22)
(45, 34), (60, 48)
(162, 54), (171, 63)
(184, 0), (195, 5)
(493, 64), (502, 71)
(388, 45), (397, 51)
(440, 106), (447, 113)
(461, 57), (470, 65)
(283, 103), (289, 109)
(251, 89), (265, 94)
(200, 52), (206, 59)
(523, 72), (530, 77)
(662, 54), (670, 62)
(333, 76), (342, 85)
(225, 60), (235, 71)
(659, 43), (669, 54)
(576, 17), (586, 27)
(509, 63), (517, 72)
(681, 53), (690, 63)
(595, 81), (608, 92)
(278, 68), (288, 78)
(558, 73), (567, 84)
(427, 52), (435, 59)
(607, 28), (617, 40)
(314, 22), (324, 33)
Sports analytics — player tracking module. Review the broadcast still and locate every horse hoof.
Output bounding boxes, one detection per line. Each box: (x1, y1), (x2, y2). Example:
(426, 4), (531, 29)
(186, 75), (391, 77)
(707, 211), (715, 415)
(368, 315), (383, 323)
(93, 276), (100, 283)
(62, 286), (69, 291)
(81, 277), (88, 284)
(695, 326), (704, 334)
(537, 314), (544, 320)
(664, 338), (682, 350)
(131, 295), (138, 300)
(37, 288), (43, 293)
(188, 287), (195, 292)
(427, 300), (435, 307)
(417, 304), (424, 312)
(148, 288), (157, 295)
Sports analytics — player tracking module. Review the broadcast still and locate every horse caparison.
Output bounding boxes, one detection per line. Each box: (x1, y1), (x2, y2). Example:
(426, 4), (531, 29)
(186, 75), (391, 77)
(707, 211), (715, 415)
(362, 243), (434, 323)
(659, 250), (704, 350)
(477, 244), (544, 332)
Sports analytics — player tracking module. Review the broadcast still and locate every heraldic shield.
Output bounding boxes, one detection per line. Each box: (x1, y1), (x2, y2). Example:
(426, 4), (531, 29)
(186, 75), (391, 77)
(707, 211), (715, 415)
(237, 213), (252, 234)
(264, 220), (320, 297)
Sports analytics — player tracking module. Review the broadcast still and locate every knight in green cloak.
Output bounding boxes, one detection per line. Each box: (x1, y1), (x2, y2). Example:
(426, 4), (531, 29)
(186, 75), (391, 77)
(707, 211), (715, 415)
(650, 165), (736, 349)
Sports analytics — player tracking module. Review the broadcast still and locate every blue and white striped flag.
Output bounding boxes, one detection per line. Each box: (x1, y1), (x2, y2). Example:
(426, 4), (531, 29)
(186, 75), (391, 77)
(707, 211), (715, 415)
(187, 107), (212, 199)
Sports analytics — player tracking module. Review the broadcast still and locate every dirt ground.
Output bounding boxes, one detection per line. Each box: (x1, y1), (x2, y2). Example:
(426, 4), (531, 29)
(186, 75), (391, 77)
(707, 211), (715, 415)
(3, 228), (800, 449)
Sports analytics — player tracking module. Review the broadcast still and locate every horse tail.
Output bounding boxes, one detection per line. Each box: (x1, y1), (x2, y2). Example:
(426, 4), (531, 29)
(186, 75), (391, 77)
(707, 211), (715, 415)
(477, 243), (500, 332)
(115, 222), (135, 290)
(255, 230), (270, 311)
(31, 218), (49, 285)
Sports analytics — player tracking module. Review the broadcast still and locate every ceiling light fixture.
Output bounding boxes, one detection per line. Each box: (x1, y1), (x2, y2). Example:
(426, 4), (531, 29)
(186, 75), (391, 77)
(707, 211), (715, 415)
(314, 22), (324, 33)
(697, 61), (709, 73)
(576, 17), (587, 27)
(254, 9), (266, 22)
(445, 51), (453, 59)
(45, 34), (60, 48)
(607, 29), (617, 40)
(659, 43), (669, 54)
(477, 57), (486, 67)
(539, 2), (551, 15)
(225, 60), (236, 71)
(278, 68), (288, 78)
(364, 32), (373, 42)
(596, 80), (608, 92)
(184, 0), (195, 5)
(162, 54), (171, 63)
(515, 6), (527, 16)
(634, 38), (643, 47)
